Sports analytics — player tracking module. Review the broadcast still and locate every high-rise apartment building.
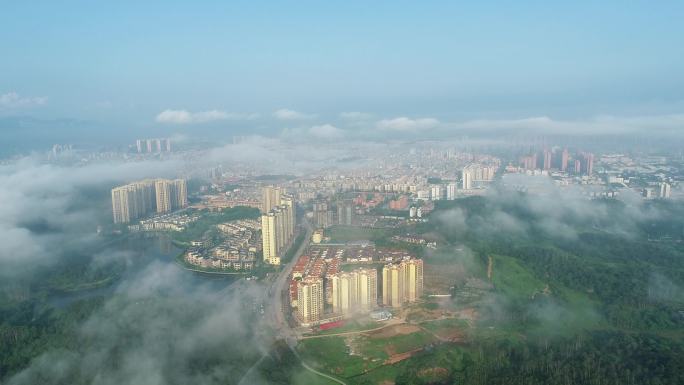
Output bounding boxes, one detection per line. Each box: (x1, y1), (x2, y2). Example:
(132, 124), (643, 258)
(430, 185), (443, 201)
(155, 179), (187, 214)
(155, 179), (172, 213)
(446, 183), (457, 200)
(261, 212), (279, 265)
(112, 186), (137, 224)
(660, 182), (672, 199)
(280, 194), (295, 241)
(135, 138), (172, 153)
(337, 199), (354, 225)
(262, 186), (282, 213)
(382, 259), (423, 307)
(462, 169), (472, 190)
(112, 178), (185, 224)
(297, 277), (324, 325)
(330, 268), (377, 315)
(173, 179), (188, 208)
(561, 148), (569, 171)
(313, 200), (333, 228)
(261, 191), (296, 265)
(543, 150), (552, 170)
(584, 153), (594, 175)
(402, 258), (424, 302)
(382, 264), (402, 307)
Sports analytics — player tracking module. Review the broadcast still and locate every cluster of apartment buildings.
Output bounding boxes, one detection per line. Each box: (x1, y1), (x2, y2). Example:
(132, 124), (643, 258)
(644, 182), (672, 199)
(261, 186), (296, 265)
(312, 199), (355, 228)
(111, 178), (188, 224)
(289, 245), (423, 326)
(519, 149), (594, 175)
(135, 138), (172, 153)
(185, 219), (260, 271)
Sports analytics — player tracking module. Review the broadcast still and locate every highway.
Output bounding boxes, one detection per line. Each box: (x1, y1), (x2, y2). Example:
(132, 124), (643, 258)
(266, 218), (313, 343)
(237, 218), (315, 385)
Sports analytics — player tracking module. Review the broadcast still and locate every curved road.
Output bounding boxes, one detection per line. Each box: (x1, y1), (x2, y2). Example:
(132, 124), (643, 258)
(240, 218), (336, 385)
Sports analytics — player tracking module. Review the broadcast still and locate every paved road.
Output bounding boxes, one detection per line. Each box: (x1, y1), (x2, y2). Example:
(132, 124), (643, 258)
(268, 219), (313, 341)
(300, 318), (403, 339)
(237, 219), (314, 385)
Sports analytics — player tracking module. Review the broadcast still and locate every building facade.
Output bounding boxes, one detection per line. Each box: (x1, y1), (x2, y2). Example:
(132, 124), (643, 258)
(330, 268), (377, 315)
(261, 187), (296, 265)
(112, 178), (186, 224)
(297, 277), (324, 325)
(382, 258), (424, 307)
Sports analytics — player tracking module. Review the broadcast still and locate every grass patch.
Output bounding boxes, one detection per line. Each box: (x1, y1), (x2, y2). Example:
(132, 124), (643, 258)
(361, 330), (436, 357)
(291, 370), (339, 385)
(421, 318), (469, 333)
(490, 254), (546, 301)
(297, 337), (368, 378)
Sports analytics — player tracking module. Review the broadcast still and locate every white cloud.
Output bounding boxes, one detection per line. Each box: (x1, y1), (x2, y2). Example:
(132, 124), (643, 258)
(376, 116), (440, 132)
(155, 109), (258, 124)
(0, 92), (48, 109)
(452, 114), (684, 135)
(273, 108), (316, 120)
(308, 124), (345, 139)
(339, 111), (373, 120)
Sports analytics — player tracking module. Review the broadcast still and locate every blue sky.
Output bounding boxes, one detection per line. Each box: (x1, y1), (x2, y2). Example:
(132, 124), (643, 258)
(1, 1), (683, 143)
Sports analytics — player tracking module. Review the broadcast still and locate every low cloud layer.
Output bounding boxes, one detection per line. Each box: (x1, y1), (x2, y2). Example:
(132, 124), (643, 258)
(339, 111), (373, 121)
(7, 262), (267, 385)
(273, 108), (316, 120)
(376, 116), (441, 132)
(0, 92), (48, 109)
(0, 158), (181, 270)
(448, 114), (684, 136)
(156, 109), (258, 124)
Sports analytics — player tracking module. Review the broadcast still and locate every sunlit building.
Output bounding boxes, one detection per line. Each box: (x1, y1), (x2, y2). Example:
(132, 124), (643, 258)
(262, 186), (283, 213)
(382, 258), (423, 307)
(462, 169), (472, 190)
(330, 268), (377, 315)
(112, 178), (185, 224)
(261, 191), (296, 265)
(155, 179), (187, 214)
(297, 277), (324, 325)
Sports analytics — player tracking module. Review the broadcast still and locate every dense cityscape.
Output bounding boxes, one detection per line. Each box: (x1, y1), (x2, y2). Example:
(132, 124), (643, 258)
(2, 2), (684, 384)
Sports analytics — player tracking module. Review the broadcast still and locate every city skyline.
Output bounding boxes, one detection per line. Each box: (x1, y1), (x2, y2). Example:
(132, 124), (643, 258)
(2, 1), (684, 154)
(2, 2), (684, 384)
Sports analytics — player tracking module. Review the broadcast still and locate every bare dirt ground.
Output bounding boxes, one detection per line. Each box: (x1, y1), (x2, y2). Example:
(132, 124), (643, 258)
(432, 327), (465, 342)
(424, 263), (464, 294)
(384, 348), (423, 364)
(367, 324), (421, 339)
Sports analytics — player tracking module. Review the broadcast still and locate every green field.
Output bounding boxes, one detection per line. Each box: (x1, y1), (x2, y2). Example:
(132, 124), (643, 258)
(298, 327), (440, 380)
(290, 370), (339, 385)
(298, 337), (369, 377)
(490, 254), (546, 301)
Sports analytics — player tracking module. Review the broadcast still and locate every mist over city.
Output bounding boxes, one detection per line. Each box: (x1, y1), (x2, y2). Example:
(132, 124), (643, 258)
(2, 2), (684, 385)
